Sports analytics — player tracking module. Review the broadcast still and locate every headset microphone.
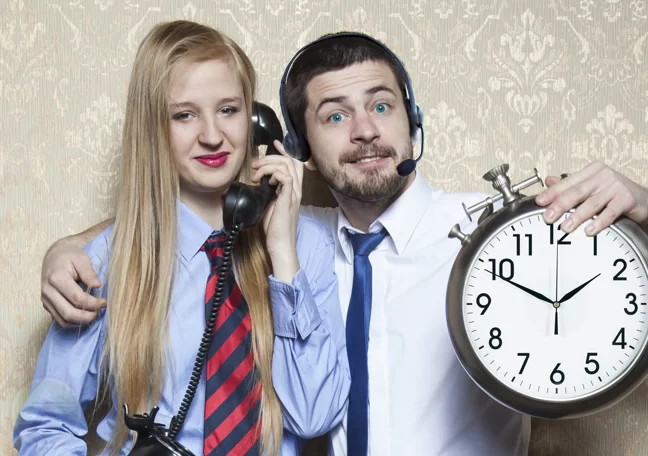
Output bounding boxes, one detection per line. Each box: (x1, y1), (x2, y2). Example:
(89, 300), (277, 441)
(396, 159), (417, 176)
(396, 124), (424, 177)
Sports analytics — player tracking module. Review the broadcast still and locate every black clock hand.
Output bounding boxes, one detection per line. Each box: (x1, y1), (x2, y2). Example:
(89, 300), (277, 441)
(486, 270), (554, 305)
(554, 240), (559, 335)
(558, 273), (601, 304)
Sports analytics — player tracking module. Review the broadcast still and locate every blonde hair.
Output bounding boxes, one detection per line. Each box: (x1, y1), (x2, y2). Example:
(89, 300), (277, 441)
(103, 20), (281, 455)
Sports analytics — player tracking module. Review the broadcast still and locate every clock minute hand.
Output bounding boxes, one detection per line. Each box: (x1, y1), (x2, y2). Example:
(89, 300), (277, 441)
(558, 273), (601, 304)
(486, 270), (554, 305)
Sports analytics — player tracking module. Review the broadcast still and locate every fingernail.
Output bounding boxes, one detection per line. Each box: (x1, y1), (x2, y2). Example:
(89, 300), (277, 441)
(585, 224), (595, 235)
(544, 209), (555, 222)
(561, 218), (573, 231)
(536, 193), (547, 204)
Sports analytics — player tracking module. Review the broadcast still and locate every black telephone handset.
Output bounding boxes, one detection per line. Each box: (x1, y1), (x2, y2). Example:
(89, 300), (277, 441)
(125, 102), (286, 456)
(222, 101), (285, 231)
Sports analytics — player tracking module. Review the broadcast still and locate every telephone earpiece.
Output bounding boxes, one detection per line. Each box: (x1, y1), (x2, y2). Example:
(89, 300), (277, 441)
(222, 101), (286, 231)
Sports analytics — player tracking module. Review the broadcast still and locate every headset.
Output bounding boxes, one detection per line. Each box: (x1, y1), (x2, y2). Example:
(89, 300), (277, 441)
(279, 32), (425, 176)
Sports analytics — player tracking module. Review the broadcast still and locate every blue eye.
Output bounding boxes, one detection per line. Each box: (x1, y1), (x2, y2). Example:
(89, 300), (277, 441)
(329, 113), (344, 123)
(375, 103), (388, 114)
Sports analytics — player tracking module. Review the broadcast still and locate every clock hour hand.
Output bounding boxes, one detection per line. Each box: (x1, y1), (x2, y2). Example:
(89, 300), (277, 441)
(558, 273), (601, 304)
(486, 270), (554, 305)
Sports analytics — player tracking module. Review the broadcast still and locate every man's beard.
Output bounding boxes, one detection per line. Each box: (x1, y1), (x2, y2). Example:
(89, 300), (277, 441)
(313, 143), (412, 202)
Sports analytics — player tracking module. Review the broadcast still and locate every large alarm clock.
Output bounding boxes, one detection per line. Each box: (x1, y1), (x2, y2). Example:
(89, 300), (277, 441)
(446, 164), (648, 419)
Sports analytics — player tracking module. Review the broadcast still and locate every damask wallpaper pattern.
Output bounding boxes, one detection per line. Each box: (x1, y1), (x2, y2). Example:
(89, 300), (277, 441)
(1, 0), (647, 455)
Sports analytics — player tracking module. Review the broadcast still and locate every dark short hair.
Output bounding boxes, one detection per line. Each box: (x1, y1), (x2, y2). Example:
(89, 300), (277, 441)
(284, 33), (408, 137)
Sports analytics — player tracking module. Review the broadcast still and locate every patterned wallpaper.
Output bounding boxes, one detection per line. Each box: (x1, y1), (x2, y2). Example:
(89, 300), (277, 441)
(1, 0), (647, 454)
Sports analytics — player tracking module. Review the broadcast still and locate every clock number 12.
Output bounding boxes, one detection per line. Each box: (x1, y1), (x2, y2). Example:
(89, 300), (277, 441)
(549, 223), (571, 245)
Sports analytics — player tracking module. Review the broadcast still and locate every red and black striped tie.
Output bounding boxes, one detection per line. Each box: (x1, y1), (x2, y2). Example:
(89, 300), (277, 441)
(201, 232), (262, 455)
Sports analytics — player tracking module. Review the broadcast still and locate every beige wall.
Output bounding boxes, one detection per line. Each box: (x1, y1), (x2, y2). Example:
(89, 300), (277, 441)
(2, 0), (648, 454)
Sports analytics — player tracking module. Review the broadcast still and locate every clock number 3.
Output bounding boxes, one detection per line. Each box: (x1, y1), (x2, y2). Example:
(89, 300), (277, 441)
(625, 293), (638, 315)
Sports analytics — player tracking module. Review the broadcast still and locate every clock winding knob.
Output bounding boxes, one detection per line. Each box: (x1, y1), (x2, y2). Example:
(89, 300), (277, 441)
(448, 224), (469, 245)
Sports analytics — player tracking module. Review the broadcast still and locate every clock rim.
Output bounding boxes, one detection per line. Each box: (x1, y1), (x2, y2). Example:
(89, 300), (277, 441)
(446, 196), (648, 419)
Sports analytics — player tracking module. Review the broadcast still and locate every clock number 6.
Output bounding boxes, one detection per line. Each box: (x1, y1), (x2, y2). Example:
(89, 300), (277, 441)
(550, 363), (565, 385)
(489, 327), (502, 350)
(584, 352), (599, 375)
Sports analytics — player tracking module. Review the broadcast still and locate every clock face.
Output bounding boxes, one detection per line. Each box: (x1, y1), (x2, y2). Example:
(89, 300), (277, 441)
(462, 211), (648, 402)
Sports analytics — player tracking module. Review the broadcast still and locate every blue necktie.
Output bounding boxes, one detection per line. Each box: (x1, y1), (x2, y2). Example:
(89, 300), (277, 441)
(346, 229), (388, 456)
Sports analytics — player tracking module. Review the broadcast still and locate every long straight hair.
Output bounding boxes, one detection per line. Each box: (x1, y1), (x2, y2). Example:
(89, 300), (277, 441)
(103, 20), (282, 455)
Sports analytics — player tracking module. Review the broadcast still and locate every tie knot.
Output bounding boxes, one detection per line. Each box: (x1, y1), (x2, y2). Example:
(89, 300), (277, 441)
(348, 229), (388, 257)
(201, 231), (227, 267)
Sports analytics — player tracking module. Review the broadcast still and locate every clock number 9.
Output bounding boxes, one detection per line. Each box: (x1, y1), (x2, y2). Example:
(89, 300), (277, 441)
(625, 293), (638, 315)
(476, 293), (491, 315)
(550, 363), (565, 385)
(489, 327), (502, 350)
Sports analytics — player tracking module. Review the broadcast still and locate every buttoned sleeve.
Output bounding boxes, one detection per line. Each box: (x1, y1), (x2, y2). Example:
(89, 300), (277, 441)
(268, 216), (350, 438)
(13, 228), (112, 456)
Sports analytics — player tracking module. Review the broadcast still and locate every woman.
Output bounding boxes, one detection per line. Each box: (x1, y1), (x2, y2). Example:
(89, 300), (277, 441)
(14, 20), (349, 456)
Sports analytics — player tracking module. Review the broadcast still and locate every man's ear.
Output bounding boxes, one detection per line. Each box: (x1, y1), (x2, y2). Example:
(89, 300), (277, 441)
(305, 157), (317, 171)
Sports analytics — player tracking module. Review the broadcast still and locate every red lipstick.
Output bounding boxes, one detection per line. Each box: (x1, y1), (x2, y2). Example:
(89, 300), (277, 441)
(195, 152), (229, 168)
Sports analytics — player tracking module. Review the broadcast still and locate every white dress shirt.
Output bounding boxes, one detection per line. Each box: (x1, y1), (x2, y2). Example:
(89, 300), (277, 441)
(301, 172), (531, 456)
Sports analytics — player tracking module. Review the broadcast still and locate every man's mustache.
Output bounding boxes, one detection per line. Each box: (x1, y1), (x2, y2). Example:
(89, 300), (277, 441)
(339, 144), (398, 164)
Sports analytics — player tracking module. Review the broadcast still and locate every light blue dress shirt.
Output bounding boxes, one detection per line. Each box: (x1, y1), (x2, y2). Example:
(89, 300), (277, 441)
(14, 201), (350, 455)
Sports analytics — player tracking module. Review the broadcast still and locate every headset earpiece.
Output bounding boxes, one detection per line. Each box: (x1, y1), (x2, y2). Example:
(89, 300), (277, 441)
(415, 104), (424, 127)
(282, 131), (302, 161)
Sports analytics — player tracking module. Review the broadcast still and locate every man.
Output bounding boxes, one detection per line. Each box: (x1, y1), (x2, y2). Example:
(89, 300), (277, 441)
(40, 33), (648, 455)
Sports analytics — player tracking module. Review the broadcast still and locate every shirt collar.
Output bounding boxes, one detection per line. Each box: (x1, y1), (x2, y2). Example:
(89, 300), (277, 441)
(177, 200), (219, 262)
(336, 172), (436, 263)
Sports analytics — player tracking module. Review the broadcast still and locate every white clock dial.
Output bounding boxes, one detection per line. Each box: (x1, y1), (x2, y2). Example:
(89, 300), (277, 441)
(462, 212), (648, 401)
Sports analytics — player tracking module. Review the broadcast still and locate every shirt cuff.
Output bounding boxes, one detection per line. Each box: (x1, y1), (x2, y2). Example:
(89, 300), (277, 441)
(269, 269), (322, 339)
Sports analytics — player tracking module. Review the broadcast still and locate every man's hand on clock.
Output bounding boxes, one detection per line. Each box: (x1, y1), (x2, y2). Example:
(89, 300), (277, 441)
(558, 273), (601, 304)
(486, 270), (554, 305)
(535, 161), (648, 236)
